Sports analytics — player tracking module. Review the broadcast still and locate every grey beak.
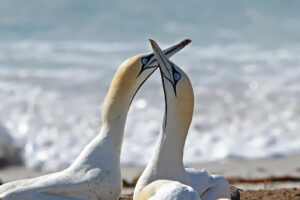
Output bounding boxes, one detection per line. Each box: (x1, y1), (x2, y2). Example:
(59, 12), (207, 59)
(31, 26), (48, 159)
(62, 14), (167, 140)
(149, 39), (176, 85)
(163, 39), (191, 58)
(142, 39), (191, 70)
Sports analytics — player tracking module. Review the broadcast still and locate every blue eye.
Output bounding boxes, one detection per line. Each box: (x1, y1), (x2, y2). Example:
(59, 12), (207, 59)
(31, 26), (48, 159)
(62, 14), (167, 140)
(174, 72), (181, 81)
(142, 58), (148, 65)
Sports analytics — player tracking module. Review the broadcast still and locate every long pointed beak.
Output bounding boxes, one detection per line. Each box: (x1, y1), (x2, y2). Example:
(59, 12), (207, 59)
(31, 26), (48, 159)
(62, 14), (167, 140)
(149, 39), (177, 85)
(142, 39), (191, 70)
(163, 39), (191, 58)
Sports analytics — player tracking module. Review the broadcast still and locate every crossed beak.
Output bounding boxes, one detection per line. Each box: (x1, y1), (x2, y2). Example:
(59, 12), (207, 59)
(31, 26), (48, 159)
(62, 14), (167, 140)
(149, 39), (177, 86)
(162, 39), (191, 60)
(142, 39), (191, 70)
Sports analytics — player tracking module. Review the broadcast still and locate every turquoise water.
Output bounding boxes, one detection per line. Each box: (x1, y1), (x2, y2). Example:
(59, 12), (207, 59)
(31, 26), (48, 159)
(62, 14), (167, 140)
(1, 0), (300, 45)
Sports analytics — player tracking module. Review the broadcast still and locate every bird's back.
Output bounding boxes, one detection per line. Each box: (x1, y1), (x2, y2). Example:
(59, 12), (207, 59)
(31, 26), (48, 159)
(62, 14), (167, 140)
(136, 180), (201, 200)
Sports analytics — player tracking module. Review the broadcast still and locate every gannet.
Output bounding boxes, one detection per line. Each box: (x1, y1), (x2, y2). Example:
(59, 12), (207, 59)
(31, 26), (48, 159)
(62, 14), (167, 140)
(136, 180), (201, 200)
(133, 40), (231, 200)
(0, 39), (191, 200)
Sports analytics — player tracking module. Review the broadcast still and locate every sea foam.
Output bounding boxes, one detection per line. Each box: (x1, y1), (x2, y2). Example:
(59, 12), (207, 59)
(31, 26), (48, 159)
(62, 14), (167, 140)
(1, 41), (300, 171)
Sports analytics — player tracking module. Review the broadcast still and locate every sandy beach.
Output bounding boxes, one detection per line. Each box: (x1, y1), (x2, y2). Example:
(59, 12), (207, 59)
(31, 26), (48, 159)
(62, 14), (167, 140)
(1, 153), (300, 199)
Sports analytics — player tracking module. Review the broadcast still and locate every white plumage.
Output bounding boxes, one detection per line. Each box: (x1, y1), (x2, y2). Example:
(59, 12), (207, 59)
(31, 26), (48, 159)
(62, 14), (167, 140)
(0, 40), (190, 200)
(133, 40), (231, 200)
(136, 180), (201, 200)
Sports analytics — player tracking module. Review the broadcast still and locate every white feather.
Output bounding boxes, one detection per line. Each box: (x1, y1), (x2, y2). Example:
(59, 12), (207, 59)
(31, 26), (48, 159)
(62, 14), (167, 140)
(134, 40), (231, 200)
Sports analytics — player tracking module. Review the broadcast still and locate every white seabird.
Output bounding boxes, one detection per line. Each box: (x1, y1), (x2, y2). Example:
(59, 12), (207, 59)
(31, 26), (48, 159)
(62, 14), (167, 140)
(133, 40), (231, 200)
(0, 39), (191, 200)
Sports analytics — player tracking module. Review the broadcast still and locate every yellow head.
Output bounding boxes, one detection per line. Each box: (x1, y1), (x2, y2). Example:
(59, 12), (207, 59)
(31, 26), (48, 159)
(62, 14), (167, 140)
(149, 39), (194, 137)
(102, 39), (191, 124)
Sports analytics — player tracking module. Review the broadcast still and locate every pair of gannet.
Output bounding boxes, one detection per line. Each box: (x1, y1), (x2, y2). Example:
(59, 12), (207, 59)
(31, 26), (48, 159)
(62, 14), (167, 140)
(133, 40), (231, 200)
(0, 40), (190, 200)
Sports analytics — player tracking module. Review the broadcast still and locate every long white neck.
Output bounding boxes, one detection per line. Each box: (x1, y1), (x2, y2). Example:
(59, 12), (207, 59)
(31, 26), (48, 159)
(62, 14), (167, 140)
(134, 102), (189, 198)
(70, 69), (135, 169)
(97, 91), (132, 155)
(134, 75), (194, 199)
(142, 77), (193, 177)
(147, 110), (188, 173)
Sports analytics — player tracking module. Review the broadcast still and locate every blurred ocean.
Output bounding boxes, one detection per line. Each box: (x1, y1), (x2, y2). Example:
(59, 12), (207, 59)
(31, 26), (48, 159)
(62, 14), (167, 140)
(1, 0), (300, 171)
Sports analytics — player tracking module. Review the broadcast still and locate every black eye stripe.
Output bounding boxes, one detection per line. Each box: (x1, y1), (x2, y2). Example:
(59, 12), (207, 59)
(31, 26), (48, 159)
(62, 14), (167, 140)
(137, 54), (155, 77)
(170, 62), (181, 86)
(161, 62), (181, 97)
(173, 72), (181, 80)
(141, 54), (154, 67)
